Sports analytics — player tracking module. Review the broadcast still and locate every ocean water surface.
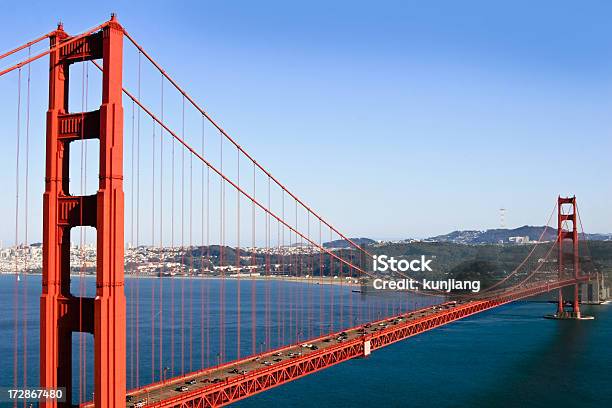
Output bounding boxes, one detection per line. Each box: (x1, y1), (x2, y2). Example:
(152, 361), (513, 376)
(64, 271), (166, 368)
(0, 275), (610, 407)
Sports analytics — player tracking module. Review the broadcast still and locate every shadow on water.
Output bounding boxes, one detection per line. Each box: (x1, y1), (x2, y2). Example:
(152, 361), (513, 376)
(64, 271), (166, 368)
(233, 301), (611, 408)
(466, 304), (610, 408)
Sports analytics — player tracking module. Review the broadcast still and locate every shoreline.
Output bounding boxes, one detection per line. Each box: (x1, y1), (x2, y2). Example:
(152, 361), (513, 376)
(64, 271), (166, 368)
(0, 271), (361, 287)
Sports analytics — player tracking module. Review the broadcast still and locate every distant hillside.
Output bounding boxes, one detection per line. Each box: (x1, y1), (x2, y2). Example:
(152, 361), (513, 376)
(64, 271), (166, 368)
(365, 240), (612, 285)
(323, 237), (376, 249)
(587, 233), (612, 241)
(427, 226), (611, 244)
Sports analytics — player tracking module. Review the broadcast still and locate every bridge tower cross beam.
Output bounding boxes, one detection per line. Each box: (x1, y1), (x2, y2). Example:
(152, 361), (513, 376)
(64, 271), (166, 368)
(557, 196), (580, 318)
(40, 14), (126, 407)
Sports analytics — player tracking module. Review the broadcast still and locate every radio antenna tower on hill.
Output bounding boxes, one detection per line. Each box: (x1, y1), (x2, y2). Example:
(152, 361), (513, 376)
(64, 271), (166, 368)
(500, 208), (507, 229)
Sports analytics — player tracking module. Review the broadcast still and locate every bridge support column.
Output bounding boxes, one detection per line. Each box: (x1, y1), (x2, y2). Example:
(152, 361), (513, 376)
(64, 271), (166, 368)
(557, 289), (563, 315)
(40, 15), (126, 407)
(545, 196), (592, 320)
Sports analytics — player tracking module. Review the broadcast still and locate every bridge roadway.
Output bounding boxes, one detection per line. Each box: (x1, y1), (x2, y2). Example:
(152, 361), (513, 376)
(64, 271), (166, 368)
(78, 277), (585, 408)
(122, 300), (457, 406)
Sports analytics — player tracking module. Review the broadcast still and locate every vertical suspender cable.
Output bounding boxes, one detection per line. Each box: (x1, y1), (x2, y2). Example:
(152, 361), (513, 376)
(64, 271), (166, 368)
(23, 47), (32, 402)
(329, 228), (334, 334)
(13, 68), (22, 406)
(276, 214), (281, 348)
(295, 208), (299, 342)
(159, 75), (164, 380)
(206, 159), (211, 367)
(170, 97), (175, 376)
(306, 212), (310, 339)
(319, 219), (325, 336)
(200, 115), (205, 368)
(266, 176), (271, 350)
(218, 134), (225, 364)
(251, 162), (256, 356)
(281, 192), (285, 345)
(189, 151), (194, 371)
(288, 202), (293, 343)
(151, 117), (156, 382)
(236, 149), (241, 360)
(340, 248), (344, 329)
(129, 96), (135, 389)
(295, 202), (299, 342)
(135, 51), (141, 387)
(181, 97), (186, 374)
(349, 253), (353, 328)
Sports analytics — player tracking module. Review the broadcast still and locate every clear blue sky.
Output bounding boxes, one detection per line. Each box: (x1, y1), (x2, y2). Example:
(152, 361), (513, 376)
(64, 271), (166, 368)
(0, 0), (610, 244)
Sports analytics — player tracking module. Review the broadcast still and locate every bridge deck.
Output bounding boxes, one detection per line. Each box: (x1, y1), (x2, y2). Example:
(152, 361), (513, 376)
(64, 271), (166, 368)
(123, 300), (458, 406)
(79, 278), (585, 408)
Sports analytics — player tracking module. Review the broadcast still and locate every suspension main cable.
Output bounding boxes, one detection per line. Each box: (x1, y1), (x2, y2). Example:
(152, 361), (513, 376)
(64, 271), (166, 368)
(0, 31), (50, 60)
(90, 45), (432, 290)
(120, 29), (374, 260)
(89, 60), (371, 278)
(0, 22), (108, 77)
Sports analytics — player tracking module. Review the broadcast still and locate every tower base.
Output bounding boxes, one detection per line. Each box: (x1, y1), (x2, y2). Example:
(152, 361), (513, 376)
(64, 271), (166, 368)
(544, 311), (594, 320)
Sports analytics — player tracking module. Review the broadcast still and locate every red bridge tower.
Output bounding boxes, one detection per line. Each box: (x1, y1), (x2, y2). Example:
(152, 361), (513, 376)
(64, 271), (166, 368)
(554, 196), (589, 319)
(40, 15), (126, 407)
